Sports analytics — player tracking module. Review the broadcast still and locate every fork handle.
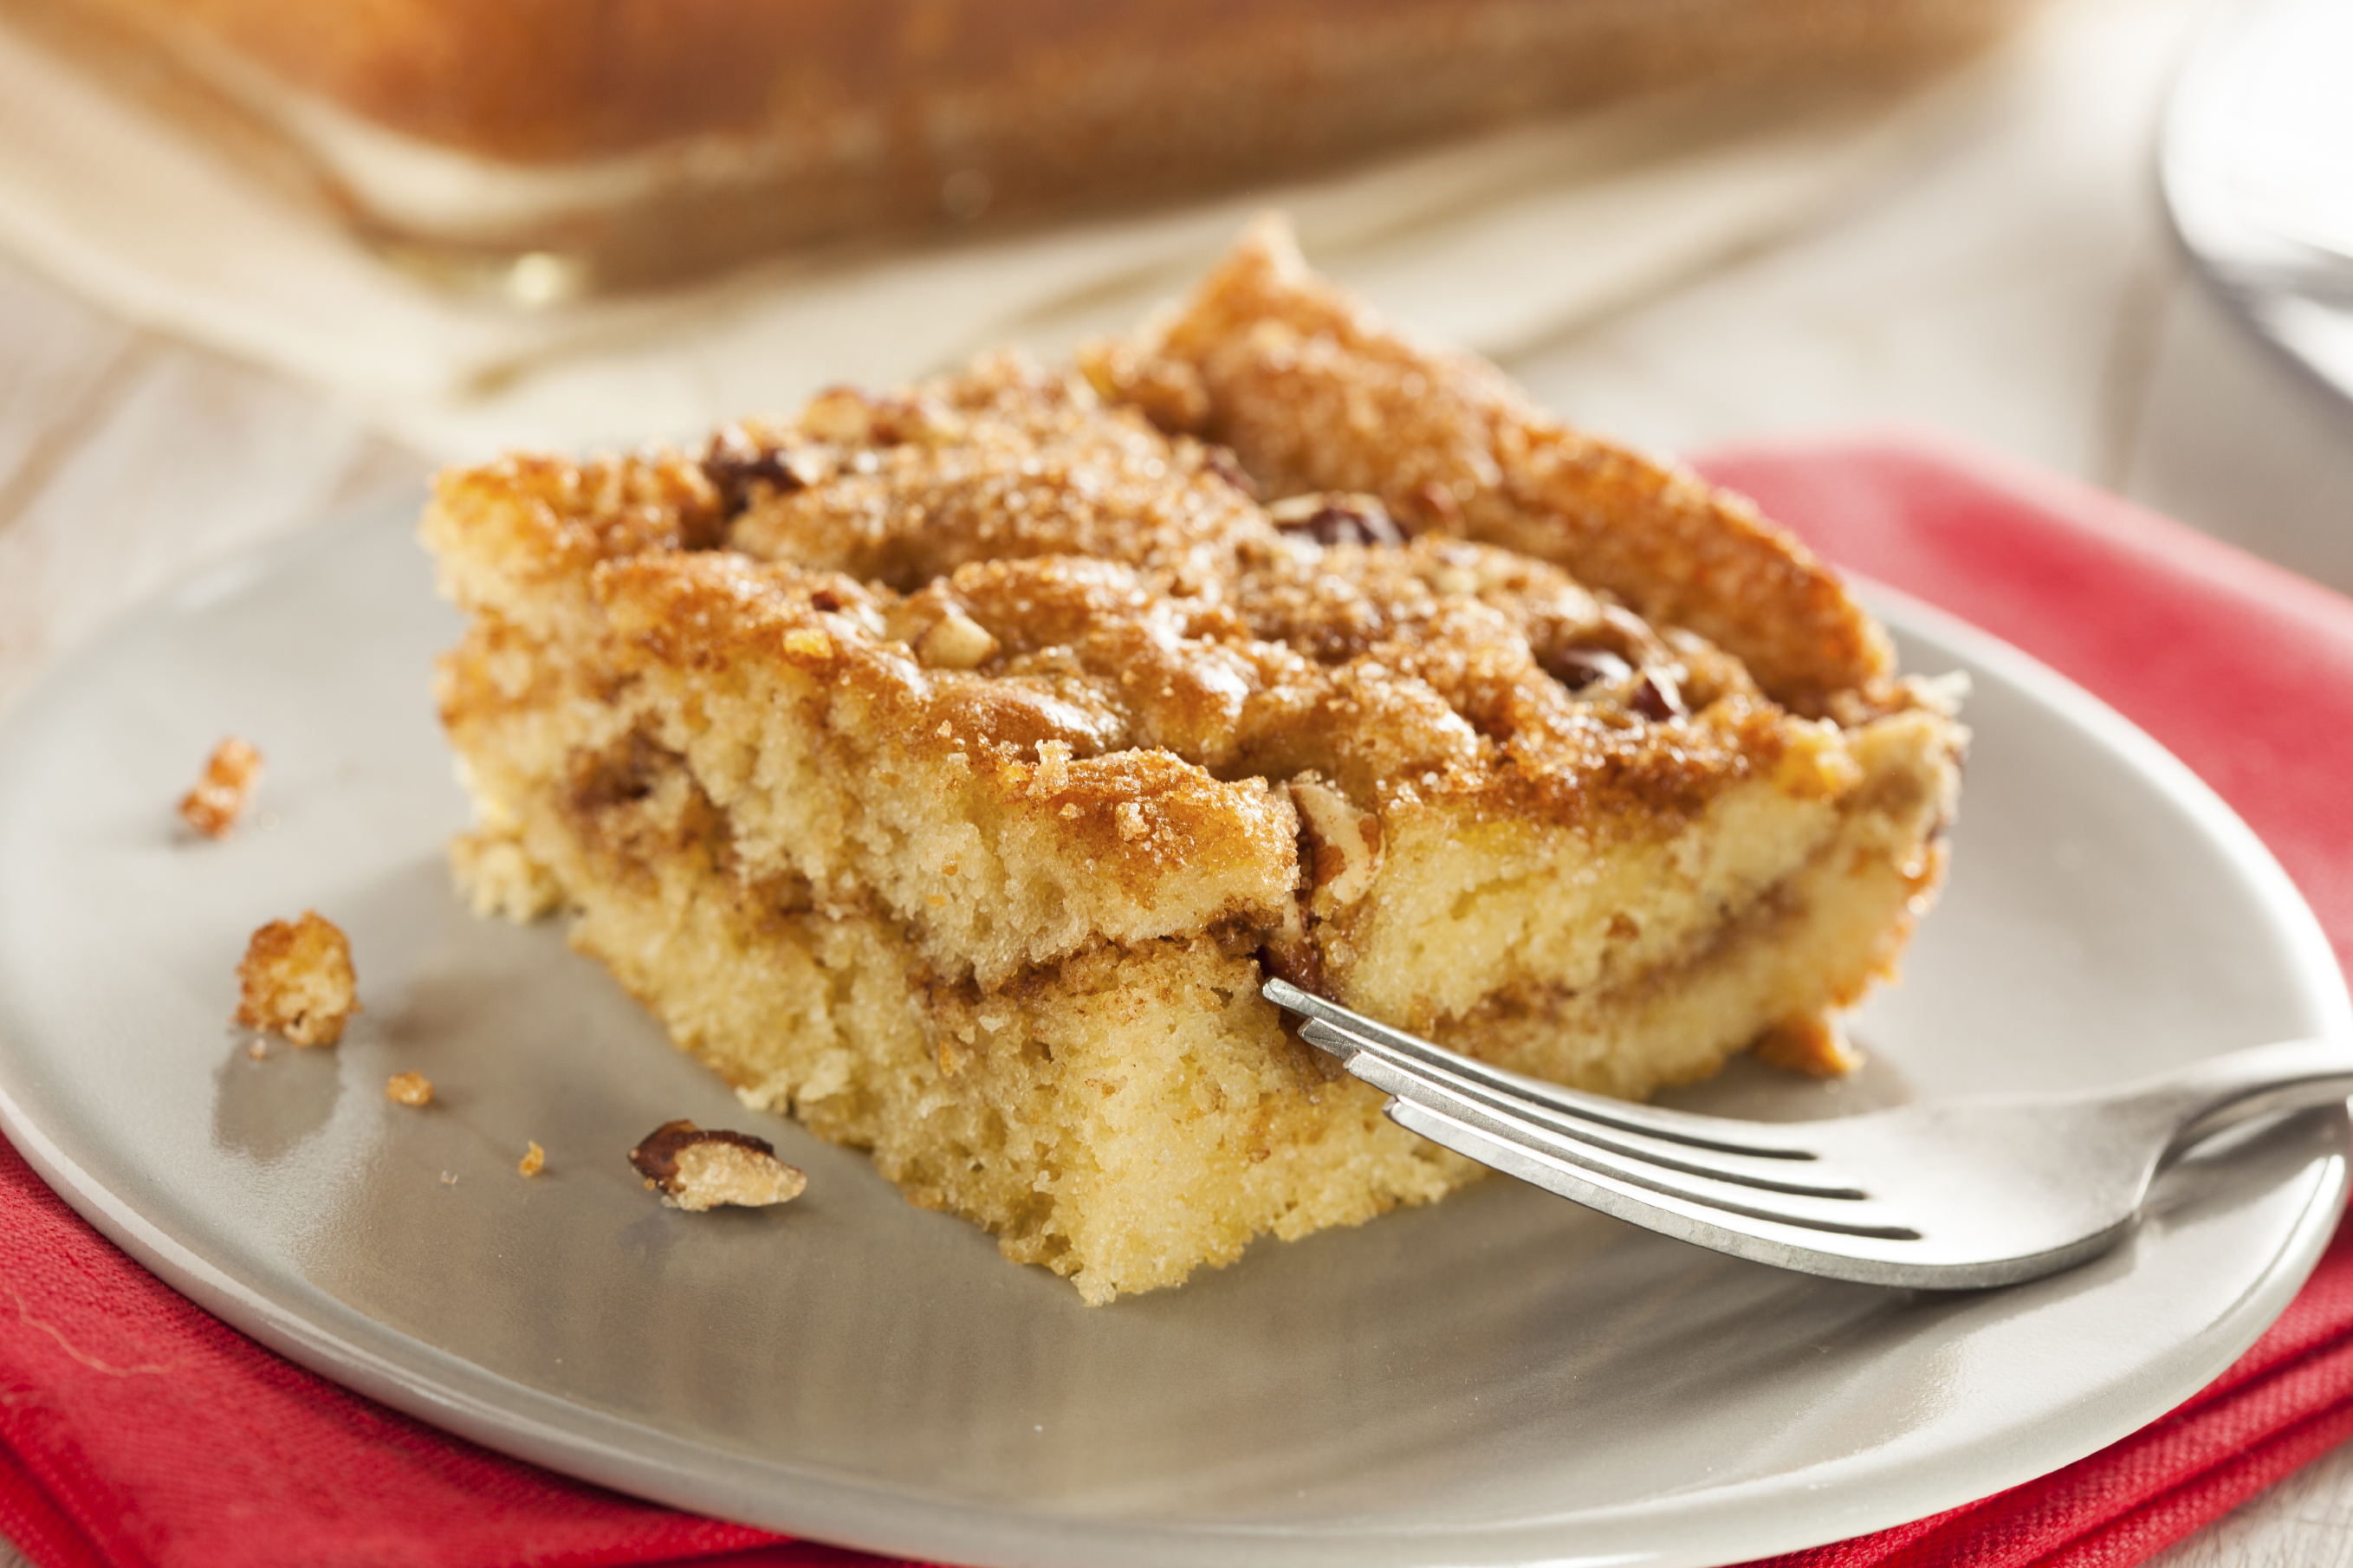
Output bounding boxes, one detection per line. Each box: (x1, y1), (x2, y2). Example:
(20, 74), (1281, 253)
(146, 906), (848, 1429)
(2150, 1037), (2353, 1150)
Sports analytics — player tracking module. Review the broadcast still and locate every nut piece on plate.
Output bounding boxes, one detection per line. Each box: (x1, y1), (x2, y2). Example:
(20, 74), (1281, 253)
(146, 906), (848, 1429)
(385, 1070), (434, 1106)
(627, 1120), (806, 1212)
(180, 737), (263, 838)
(234, 910), (358, 1046)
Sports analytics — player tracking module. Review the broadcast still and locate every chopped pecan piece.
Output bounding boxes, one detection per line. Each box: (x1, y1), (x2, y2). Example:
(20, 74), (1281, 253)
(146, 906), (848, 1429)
(703, 424), (808, 516)
(1537, 646), (1633, 691)
(914, 606), (998, 670)
(1267, 491), (1406, 548)
(1629, 668), (1688, 722)
(628, 1120), (806, 1212)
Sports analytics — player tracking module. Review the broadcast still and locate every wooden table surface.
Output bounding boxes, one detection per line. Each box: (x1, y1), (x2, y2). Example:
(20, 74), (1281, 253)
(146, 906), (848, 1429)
(6, 0), (2353, 1558)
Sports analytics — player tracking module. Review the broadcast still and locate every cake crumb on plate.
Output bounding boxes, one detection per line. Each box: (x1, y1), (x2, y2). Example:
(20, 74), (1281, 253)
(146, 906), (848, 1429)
(180, 737), (263, 838)
(385, 1070), (433, 1106)
(234, 910), (357, 1046)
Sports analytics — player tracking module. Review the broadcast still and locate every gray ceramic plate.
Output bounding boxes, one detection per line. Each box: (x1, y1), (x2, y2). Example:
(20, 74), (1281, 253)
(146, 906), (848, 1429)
(0, 496), (2346, 1568)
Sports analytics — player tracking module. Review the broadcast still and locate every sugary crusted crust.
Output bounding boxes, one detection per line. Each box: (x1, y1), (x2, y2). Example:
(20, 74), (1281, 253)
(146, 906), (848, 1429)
(436, 347), (1843, 842)
(429, 344), (1921, 997)
(1080, 216), (1893, 717)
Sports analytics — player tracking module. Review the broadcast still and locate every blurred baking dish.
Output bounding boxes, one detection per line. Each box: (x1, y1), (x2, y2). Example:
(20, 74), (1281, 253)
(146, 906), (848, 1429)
(3, 0), (2035, 294)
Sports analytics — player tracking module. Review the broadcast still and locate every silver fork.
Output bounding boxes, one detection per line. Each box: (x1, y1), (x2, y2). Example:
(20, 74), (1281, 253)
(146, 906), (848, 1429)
(1263, 978), (2353, 1289)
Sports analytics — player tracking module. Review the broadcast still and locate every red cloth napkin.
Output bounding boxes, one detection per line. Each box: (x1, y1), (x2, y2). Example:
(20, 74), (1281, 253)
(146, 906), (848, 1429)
(1701, 433), (2353, 1568)
(5, 431), (2352, 1568)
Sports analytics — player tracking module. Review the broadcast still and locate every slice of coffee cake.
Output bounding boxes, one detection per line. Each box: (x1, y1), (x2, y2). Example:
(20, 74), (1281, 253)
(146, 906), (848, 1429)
(422, 220), (1961, 1303)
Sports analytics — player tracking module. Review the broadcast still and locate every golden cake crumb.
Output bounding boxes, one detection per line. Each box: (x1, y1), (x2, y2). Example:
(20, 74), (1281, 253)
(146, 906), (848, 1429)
(518, 1141), (546, 1177)
(234, 910), (358, 1046)
(628, 1120), (807, 1211)
(180, 737), (263, 838)
(385, 1070), (434, 1106)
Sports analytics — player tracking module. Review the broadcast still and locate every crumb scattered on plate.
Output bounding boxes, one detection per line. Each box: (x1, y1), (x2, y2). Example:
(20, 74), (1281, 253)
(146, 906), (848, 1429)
(518, 1141), (545, 1177)
(386, 1070), (433, 1106)
(234, 910), (357, 1046)
(180, 737), (263, 838)
(628, 1120), (805, 1212)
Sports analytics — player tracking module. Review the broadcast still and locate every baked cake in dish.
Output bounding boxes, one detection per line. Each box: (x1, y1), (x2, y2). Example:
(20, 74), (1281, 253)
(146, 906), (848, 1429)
(34, 0), (2034, 287)
(422, 219), (1962, 1304)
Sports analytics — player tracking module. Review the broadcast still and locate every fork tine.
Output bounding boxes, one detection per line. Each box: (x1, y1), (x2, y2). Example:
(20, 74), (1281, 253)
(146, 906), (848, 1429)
(1296, 1019), (1868, 1201)
(1304, 1016), (1921, 1239)
(1267, 978), (1817, 1161)
(1382, 1096), (1927, 1248)
(1259, 979), (2253, 1290)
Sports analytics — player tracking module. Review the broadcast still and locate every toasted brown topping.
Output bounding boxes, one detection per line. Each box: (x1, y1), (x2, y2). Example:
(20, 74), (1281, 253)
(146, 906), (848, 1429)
(1079, 334), (1209, 431)
(385, 1071), (434, 1107)
(628, 1119), (806, 1211)
(800, 386), (965, 448)
(1086, 216), (1893, 716)
(180, 737), (263, 838)
(800, 386), (876, 444)
(456, 340), (1800, 904)
(234, 911), (358, 1047)
(518, 1141), (546, 1177)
